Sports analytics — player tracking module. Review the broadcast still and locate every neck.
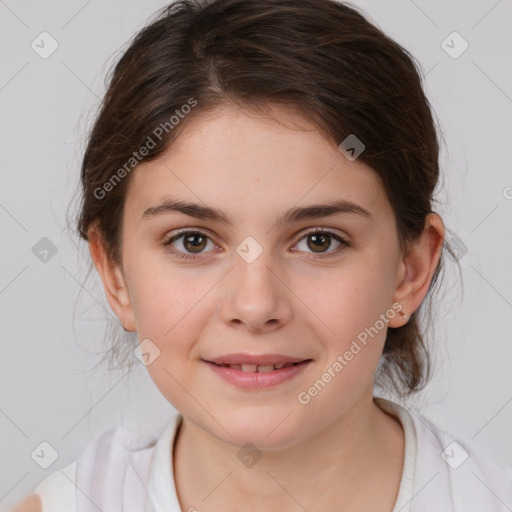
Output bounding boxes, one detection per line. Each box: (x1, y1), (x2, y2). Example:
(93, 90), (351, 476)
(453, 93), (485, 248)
(173, 393), (405, 512)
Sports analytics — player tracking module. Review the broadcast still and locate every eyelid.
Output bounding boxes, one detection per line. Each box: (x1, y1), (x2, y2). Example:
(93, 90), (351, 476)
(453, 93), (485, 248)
(298, 226), (346, 238)
(163, 226), (348, 244)
(163, 226), (217, 242)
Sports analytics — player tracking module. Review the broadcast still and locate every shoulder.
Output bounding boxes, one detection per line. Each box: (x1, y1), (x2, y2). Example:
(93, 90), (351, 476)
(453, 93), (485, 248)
(10, 461), (76, 512)
(12, 423), (152, 512)
(30, 461), (77, 512)
(11, 493), (42, 512)
(13, 415), (182, 512)
(23, 421), (168, 512)
(406, 402), (512, 508)
(376, 397), (512, 510)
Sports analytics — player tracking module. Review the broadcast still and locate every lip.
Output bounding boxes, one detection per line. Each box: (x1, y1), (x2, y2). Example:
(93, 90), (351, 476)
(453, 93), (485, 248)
(206, 353), (309, 366)
(203, 356), (313, 390)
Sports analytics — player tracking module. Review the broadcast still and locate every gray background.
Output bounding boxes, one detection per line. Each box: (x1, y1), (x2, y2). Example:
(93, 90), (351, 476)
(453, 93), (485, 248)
(1, 0), (511, 506)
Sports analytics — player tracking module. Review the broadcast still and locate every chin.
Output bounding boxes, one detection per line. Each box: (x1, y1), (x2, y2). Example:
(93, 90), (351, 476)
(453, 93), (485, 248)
(210, 409), (305, 451)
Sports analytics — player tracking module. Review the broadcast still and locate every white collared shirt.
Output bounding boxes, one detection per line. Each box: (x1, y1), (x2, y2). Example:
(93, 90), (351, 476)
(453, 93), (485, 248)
(31, 397), (512, 511)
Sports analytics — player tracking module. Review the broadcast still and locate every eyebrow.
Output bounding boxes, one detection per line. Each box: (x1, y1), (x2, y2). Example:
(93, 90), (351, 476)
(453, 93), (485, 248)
(141, 198), (372, 226)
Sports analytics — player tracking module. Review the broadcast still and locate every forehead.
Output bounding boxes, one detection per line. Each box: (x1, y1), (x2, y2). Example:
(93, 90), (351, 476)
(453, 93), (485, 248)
(125, 103), (389, 222)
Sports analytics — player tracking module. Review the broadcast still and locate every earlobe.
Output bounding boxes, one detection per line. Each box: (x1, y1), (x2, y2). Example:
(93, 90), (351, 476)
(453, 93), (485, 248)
(87, 225), (136, 332)
(388, 213), (445, 327)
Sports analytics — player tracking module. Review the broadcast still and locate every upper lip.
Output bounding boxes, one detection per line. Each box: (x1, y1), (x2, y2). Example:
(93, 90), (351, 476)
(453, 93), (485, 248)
(205, 353), (311, 366)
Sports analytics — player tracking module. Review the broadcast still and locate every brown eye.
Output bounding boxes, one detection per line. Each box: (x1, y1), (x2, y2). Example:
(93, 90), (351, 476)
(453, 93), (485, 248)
(294, 228), (350, 257)
(307, 232), (332, 253)
(163, 230), (216, 260)
(182, 232), (207, 253)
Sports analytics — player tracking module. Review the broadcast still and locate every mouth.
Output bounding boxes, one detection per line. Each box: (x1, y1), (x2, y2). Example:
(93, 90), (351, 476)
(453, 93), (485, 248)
(208, 361), (308, 372)
(202, 354), (313, 389)
(204, 353), (311, 366)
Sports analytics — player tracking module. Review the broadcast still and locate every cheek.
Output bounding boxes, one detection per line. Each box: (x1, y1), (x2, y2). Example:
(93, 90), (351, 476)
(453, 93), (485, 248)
(299, 256), (395, 344)
(297, 266), (393, 411)
(125, 242), (204, 334)
(133, 279), (204, 340)
(129, 270), (209, 408)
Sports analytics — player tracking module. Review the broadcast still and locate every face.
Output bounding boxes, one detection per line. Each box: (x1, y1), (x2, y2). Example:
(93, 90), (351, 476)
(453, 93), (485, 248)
(102, 103), (413, 449)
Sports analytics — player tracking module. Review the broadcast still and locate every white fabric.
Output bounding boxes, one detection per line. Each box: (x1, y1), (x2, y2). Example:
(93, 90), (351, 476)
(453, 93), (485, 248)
(32, 462), (76, 511)
(31, 397), (512, 511)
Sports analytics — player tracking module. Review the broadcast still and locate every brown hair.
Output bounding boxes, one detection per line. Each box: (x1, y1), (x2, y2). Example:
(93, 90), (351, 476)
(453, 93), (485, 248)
(75, 0), (458, 398)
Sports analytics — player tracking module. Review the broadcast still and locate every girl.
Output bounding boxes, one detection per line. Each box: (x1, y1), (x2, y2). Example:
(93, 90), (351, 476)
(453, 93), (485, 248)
(13, 0), (512, 510)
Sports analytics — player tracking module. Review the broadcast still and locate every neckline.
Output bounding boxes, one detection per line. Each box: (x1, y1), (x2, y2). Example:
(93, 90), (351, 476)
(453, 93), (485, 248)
(145, 412), (183, 511)
(145, 398), (417, 512)
(374, 397), (417, 512)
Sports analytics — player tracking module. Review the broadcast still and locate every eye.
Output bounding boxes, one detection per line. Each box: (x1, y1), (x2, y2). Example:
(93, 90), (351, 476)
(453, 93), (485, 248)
(163, 227), (351, 262)
(163, 230), (216, 261)
(293, 228), (350, 258)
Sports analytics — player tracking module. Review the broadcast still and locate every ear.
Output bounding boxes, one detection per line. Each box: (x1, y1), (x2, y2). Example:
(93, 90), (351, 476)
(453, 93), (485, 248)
(87, 224), (136, 332)
(388, 213), (445, 328)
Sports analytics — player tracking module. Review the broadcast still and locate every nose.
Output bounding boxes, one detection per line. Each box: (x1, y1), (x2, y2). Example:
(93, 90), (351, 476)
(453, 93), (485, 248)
(217, 249), (293, 334)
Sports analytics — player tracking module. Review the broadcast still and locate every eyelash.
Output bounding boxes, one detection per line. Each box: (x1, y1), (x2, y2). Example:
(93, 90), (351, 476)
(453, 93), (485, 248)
(162, 227), (351, 261)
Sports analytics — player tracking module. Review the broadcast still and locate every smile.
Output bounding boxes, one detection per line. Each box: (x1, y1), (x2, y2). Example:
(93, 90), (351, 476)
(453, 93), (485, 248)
(203, 358), (313, 389)
(213, 362), (302, 372)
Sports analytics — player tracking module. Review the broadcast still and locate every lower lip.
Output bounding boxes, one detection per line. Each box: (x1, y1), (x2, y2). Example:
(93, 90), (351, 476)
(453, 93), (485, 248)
(204, 360), (312, 389)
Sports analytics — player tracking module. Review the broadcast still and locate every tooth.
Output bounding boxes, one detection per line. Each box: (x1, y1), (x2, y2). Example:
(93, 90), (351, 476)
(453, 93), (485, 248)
(257, 365), (275, 373)
(241, 364), (258, 373)
(229, 364), (241, 370)
(274, 364), (285, 370)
